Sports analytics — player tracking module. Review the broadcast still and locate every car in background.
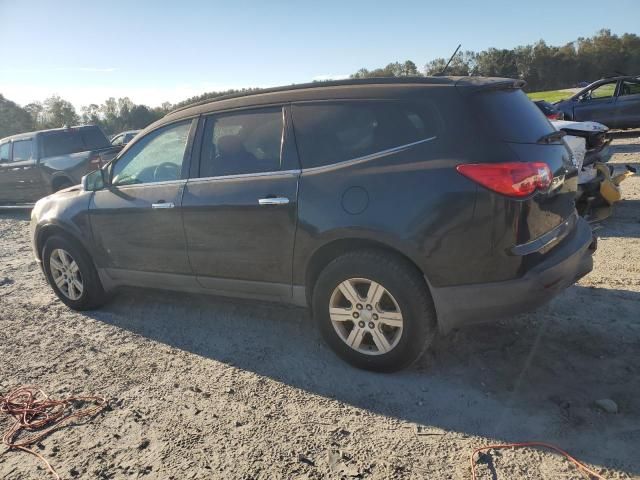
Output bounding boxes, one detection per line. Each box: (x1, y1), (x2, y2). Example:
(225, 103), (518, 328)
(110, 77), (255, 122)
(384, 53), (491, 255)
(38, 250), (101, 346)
(30, 77), (595, 371)
(534, 100), (564, 120)
(110, 130), (140, 147)
(555, 75), (640, 128)
(0, 125), (121, 204)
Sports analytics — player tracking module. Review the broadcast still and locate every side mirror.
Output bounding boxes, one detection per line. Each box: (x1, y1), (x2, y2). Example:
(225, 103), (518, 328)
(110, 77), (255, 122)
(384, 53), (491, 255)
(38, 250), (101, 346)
(82, 168), (108, 192)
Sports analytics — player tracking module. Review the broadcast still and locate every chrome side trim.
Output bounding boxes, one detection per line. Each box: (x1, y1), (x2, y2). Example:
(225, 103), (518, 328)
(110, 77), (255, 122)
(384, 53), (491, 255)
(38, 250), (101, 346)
(301, 136), (438, 174)
(258, 197), (289, 205)
(186, 169), (301, 184)
(111, 179), (186, 190)
(510, 211), (578, 256)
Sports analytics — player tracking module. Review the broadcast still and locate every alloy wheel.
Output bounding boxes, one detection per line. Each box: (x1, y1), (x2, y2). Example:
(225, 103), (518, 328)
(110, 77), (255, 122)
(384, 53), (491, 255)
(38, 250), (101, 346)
(49, 248), (84, 301)
(329, 277), (403, 355)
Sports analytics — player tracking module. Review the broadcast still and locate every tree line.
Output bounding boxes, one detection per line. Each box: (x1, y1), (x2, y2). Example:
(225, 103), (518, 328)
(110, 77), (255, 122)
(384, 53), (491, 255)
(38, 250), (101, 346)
(2, 29), (638, 140)
(353, 29), (640, 92)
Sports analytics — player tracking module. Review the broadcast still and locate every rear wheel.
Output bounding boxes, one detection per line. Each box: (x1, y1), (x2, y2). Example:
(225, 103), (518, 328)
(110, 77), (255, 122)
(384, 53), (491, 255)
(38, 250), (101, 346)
(312, 250), (437, 372)
(42, 235), (106, 310)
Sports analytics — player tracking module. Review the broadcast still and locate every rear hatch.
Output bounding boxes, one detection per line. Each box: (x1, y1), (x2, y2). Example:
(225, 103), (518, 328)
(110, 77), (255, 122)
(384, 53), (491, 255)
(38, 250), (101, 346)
(468, 82), (578, 246)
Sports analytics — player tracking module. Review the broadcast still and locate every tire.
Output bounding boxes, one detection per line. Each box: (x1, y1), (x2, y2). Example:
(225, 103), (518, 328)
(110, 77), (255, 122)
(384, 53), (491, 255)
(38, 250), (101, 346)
(42, 235), (106, 310)
(312, 249), (437, 372)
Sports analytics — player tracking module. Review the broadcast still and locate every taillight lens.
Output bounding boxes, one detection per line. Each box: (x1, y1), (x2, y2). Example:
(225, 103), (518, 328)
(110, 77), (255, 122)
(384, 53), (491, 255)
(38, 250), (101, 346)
(456, 162), (552, 198)
(547, 113), (560, 120)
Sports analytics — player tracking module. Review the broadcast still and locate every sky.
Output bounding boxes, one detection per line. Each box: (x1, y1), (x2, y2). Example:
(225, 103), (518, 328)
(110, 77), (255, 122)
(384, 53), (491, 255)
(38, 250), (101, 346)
(1, 0), (638, 110)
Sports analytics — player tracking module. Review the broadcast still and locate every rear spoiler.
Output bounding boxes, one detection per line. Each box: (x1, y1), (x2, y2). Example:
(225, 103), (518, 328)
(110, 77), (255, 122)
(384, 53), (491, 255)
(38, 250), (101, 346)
(454, 77), (526, 94)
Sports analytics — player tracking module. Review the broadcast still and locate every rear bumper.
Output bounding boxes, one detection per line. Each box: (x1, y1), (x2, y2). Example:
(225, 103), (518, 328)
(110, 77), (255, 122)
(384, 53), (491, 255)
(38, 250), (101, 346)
(431, 216), (595, 333)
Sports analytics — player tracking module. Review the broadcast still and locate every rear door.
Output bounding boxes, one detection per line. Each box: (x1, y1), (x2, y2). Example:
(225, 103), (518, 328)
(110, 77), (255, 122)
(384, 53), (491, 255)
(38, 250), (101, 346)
(89, 119), (197, 280)
(181, 106), (299, 300)
(615, 79), (640, 128)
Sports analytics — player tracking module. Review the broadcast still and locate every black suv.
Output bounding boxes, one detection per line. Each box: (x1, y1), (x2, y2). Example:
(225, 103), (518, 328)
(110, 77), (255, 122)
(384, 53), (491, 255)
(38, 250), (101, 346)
(30, 77), (595, 371)
(0, 125), (121, 204)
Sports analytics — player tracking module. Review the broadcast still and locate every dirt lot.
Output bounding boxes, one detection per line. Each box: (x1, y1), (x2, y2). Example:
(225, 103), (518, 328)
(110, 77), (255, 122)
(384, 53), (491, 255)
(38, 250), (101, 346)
(1, 136), (639, 480)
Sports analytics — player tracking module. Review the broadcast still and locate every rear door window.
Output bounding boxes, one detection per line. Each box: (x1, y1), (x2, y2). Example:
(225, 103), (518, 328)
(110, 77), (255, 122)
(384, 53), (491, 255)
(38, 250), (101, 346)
(292, 101), (440, 168)
(472, 89), (555, 144)
(620, 80), (640, 97)
(199, 107), (283, 177)
(12, 140), (33, 161)
(0, 143), (11, 162)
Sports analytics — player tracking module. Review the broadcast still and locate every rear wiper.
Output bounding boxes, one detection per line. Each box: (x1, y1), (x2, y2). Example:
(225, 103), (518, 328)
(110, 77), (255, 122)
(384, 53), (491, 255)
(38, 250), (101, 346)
(537, 130), (566, 144)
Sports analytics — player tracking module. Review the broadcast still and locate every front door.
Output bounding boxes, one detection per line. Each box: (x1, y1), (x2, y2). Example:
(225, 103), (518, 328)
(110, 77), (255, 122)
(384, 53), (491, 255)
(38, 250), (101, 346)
(182, 106), (299, 300)
(574, 80), (619, 126)
(89, 119), (196, 279)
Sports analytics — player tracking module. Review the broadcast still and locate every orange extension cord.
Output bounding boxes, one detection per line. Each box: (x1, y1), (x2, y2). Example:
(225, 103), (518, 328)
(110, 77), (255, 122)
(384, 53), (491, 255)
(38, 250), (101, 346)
(470, 442), (608, 480)
(0, 385), (107, 479)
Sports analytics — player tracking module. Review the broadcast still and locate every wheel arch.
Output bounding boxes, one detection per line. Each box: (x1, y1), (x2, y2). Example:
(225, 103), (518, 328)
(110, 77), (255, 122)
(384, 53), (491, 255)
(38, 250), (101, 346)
(303, 237), (430, 308)
(35, 222), (90, 262)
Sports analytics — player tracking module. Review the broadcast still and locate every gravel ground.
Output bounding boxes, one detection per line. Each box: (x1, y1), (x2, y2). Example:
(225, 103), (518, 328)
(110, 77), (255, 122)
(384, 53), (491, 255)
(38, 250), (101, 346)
(1, 135), (639, 480)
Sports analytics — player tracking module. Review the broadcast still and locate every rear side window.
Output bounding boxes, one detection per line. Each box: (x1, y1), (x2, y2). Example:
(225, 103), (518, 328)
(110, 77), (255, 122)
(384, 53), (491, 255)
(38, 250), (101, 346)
(41, 127), (109, 158)
(472, 89), (555, 144)
(200, 107), (283, 177)
(12, 140), (33, 161)
(292, 101), (439, 168)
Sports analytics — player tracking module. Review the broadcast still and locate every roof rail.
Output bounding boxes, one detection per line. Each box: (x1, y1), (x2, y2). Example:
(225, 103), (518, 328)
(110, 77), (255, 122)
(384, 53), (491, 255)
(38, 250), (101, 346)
(166, 77), (462, 117)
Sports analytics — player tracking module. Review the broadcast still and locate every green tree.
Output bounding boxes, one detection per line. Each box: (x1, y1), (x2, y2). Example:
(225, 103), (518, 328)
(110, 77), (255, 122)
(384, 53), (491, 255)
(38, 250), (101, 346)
(0, 94), (33, 138)
(42, 95), (78, 128)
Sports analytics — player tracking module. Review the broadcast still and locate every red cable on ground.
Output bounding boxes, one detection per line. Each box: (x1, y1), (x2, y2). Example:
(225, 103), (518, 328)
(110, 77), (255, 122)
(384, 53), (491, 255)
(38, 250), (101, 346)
(0, 385), (107, 479)
(470, 441), (608, 480)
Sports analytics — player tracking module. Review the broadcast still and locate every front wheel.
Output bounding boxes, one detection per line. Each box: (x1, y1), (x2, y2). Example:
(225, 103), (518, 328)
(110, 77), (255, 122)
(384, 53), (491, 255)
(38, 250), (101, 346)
(312, 250), (437, 372)
(42, 235), (106, 310)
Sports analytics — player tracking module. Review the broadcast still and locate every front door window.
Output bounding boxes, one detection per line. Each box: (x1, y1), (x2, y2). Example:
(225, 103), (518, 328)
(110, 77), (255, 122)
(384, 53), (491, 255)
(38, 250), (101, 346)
(111, 121), (191, 186)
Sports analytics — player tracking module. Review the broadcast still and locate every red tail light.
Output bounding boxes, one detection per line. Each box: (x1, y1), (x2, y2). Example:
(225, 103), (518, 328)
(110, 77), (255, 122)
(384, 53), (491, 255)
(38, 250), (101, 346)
(456, 162), (552, 198)
(547, 113), (560, 120)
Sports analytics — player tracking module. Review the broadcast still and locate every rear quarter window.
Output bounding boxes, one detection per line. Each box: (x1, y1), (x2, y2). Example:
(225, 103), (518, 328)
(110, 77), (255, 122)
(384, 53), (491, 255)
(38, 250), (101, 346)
(80, 127), (110, 150)
(473, 89), (555, 144)
(292, 101), (441, 168)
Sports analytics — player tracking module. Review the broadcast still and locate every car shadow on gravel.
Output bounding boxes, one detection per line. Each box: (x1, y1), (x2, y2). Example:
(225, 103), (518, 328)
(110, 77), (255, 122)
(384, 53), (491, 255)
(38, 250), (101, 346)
(84, 282), (640, 474)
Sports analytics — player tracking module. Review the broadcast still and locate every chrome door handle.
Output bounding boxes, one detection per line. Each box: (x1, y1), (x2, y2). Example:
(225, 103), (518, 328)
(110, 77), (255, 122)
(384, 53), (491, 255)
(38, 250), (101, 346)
(152, 202), (175, 209)
(258, 197), (289, 205)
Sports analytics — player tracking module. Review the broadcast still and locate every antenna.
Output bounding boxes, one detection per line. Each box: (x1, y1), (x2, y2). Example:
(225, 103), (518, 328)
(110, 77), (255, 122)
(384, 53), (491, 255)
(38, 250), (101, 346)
(440, 44), (462, 76)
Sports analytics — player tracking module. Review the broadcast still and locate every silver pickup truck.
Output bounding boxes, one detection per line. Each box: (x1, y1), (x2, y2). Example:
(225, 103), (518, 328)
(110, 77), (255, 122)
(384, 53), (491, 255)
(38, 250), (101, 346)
(0, 125), (121, 204)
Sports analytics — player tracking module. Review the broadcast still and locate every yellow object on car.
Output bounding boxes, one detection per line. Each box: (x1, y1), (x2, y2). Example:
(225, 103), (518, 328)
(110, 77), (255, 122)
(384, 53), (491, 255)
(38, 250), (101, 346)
(596, 163), (634, 205)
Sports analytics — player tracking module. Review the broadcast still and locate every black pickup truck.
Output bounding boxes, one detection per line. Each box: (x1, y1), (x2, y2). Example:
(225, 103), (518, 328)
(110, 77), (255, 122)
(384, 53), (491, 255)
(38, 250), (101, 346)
(0, 125), (121, 204)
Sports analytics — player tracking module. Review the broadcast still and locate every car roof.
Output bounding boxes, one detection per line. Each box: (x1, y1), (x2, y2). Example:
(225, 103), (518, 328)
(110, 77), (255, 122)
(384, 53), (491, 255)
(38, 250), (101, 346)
(0, 125), (99, 143)
(162, 76), (524, 123)
(586, 75), (639, 88)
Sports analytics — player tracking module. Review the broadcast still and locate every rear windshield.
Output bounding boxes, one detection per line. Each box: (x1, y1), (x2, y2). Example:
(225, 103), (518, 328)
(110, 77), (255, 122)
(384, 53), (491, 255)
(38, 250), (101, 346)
(41, 127), (110, 158)
(473, 89), (555, 144)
